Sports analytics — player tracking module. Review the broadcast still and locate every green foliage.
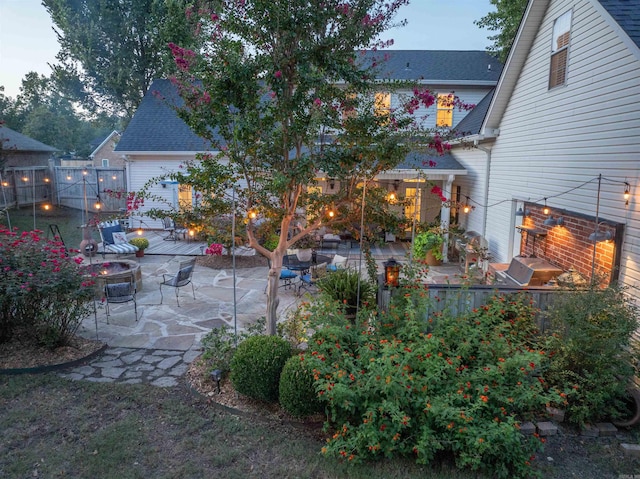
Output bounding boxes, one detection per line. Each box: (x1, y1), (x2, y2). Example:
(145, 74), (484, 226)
(167, 0), (469, 334)
(0, 227), (94, 347)
(279, 353), (323, 418)
(230, 335), (293, 403)
(412, 229), (445, 261)
(263, 233), (280, 252)
(544, 287), (639, 425)
(317, 268), (375, 313)
(304, 272), (559, 478)
(128, 237), (149, 250)
(43, 0), (199, 118)
(474, 0), (528, 63)
(200, 318), (265, 375)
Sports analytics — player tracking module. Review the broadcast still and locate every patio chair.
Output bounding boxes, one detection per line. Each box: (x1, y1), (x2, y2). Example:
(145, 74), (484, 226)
(327, 254), (348, 272)
(163, 217), (188, 241)
(104, 274), (138, 323)
(98, 220), (138, 258)
(297, 262), (327, 296)
(263, 259), (300, 293)
(160, 258), (196, 306)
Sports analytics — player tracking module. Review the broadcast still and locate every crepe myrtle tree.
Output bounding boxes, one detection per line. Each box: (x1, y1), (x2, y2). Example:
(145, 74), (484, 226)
(165, 0), (470, 335)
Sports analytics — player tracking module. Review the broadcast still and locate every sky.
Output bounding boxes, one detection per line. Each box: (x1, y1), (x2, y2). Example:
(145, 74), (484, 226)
(0, 0), (496, 99)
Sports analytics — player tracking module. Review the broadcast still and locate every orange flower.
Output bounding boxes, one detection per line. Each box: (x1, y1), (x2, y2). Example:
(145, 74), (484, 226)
(480, 395), (489, 402)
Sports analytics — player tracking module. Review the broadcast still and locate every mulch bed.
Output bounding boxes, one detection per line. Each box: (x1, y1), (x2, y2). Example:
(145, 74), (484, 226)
(0, 335), (105, 370)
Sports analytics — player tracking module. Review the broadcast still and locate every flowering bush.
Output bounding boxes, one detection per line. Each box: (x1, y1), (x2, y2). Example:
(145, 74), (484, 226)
(304, 268), (562, 478)
(204, 243), (223, 256)
(0, 227), (94, 347)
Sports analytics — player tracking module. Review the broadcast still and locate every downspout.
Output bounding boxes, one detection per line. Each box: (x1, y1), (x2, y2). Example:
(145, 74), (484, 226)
(473, 141), (492, 238)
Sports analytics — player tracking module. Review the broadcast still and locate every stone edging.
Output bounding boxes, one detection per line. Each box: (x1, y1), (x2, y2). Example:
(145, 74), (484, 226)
(0, 343), (108, 376)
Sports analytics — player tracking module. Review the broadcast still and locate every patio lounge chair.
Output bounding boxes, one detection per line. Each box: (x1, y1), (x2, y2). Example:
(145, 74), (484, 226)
(160, 258), (196, 306)
(98, 220), (138, 258)
(104, 274), (138, 323)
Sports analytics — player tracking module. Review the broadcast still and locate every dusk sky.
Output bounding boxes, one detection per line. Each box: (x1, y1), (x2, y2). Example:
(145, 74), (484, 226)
(0, 0), (496, 98)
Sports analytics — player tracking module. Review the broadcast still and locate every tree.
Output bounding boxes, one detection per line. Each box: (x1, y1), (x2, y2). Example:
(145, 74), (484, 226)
(475, 0), (528, 63)
(43, 0), (200, 119)
(162, 0), (466, 335)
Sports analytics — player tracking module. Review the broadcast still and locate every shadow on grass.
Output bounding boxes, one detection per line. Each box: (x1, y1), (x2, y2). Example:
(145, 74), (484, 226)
(0, 374), (484, 479)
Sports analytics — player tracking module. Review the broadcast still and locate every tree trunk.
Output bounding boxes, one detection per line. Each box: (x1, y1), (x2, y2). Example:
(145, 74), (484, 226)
(264, 247), (286, 335)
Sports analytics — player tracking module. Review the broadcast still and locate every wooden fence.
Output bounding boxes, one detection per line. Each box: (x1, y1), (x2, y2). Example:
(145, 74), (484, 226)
(378, 282), (570, 332)
(0, 167), (52, 209)
(0, 166), (127, 214)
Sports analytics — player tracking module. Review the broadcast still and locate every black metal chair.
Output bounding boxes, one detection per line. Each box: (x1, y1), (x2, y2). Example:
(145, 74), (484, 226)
(159, 258), (196, 306)
(104, 274), (138, 323)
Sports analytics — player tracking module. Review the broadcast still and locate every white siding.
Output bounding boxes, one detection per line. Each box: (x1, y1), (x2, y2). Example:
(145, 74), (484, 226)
(392, 87), (494, 129)
(482, 0), (640, 296)
(127, 154), (200, 230)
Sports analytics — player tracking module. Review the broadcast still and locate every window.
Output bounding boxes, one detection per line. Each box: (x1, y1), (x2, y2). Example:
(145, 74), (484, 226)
(178, 184), (193, 210)
(436, 94), (453, 127)
(549, 11), (572, 89)
(374, 92), (391, 118)
(101, 159), (109, 167)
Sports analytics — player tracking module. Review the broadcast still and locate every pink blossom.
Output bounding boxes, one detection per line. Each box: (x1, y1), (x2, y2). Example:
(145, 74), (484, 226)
(274, 70), (282, 79)
(314, 98), (322, 107)
(205, 243), (223, 256)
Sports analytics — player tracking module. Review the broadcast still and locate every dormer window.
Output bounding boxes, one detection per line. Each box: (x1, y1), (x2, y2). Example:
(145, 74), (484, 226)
(549, 10), (572, 89)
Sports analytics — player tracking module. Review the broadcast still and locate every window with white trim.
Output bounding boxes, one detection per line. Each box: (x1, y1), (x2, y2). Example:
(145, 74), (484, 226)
(436, 93), (454, 127)
(101, 159), (109, 167)
(549, 10), (572, 89)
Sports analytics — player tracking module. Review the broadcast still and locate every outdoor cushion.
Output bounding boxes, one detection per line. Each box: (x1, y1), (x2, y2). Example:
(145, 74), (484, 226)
(280, 269), (298, 280)
(112, 231), (128, 244)
(101, 224), (122, 244)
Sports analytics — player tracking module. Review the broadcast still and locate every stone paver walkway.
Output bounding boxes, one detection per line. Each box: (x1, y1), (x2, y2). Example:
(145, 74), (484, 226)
(58, 346), (201, 387)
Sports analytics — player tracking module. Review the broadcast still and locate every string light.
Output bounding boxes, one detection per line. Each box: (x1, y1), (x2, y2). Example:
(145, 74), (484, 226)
(543, 198), (549, 215)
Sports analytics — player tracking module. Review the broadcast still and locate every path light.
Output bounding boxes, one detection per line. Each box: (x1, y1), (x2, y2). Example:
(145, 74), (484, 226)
(211, 369), (222, 393)
(383, 257), (401, 288)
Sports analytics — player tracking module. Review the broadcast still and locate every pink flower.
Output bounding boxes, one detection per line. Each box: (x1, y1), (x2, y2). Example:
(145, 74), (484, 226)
(274, 70), (282, 79)
(205, 243), (223, 256)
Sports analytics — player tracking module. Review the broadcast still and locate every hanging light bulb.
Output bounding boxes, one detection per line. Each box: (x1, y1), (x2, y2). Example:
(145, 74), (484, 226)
(248, 210), (257, 220)
(462, 196), (471, 214)
(543, 198), (549, 215)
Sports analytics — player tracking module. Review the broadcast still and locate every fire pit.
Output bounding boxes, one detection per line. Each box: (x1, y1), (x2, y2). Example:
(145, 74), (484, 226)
(81, 260), (143, 296)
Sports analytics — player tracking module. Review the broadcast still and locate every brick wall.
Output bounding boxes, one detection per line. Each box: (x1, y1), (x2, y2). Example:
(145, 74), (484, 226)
(518, 203), (616, 285)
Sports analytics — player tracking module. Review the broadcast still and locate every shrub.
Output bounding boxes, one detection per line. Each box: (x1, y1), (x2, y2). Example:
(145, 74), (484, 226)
(279, 353), (323, 417)
(230, 335), (292, 402)
(200, 318), (265, 375)
(0, 228), (94, 347)
(544, 287), (639, 425)
(317, 269), (375, 314)
(304, 267), (558, 479)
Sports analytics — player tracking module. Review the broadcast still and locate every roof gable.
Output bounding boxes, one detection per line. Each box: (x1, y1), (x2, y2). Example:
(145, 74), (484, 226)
(0, 126), (58, 153)
(479, 0), (640, 135)
(116, 79), (215, 153)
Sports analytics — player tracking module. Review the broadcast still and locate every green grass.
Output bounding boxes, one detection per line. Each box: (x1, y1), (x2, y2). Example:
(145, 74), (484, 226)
(0, 374), (484, 479)
(1, 205), (86, 250)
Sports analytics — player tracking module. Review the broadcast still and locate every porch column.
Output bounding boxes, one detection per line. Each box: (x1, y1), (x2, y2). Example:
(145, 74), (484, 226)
(440, 175), (454, 263)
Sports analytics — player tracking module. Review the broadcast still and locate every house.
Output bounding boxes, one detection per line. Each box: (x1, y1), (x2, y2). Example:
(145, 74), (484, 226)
(450, 0), (640, 298)
(116, 50), (502, 230)
(89, 131), (124, 168)
(0, 125), (57, 168)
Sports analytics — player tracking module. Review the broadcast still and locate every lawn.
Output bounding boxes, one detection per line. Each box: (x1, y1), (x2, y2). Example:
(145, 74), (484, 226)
(0, 374), (480, 479)
(1, 205), (86, 250)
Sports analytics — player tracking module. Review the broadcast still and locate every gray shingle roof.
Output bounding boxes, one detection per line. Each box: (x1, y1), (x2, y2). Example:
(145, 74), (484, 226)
(598, 0), (640, 49)
(396, 151), (465, 171)
(363, 50), (502, 83)
(116, 79), (215, 153)
(453, 89), (495, 136)
(0, 126), (58, 152)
